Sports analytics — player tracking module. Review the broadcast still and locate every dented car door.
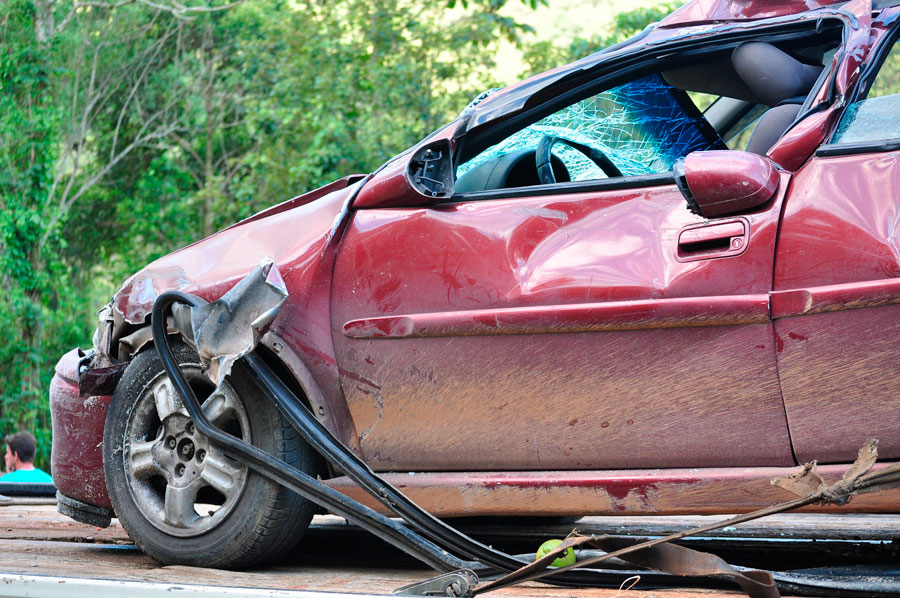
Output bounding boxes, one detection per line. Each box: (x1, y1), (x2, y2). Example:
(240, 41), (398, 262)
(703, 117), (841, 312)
(331, 179), (795, 472)
(772, 7), (900, 465)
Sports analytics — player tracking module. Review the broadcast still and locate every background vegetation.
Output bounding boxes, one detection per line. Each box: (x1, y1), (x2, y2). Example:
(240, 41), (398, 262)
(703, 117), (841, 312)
(0, 0), (674, 470)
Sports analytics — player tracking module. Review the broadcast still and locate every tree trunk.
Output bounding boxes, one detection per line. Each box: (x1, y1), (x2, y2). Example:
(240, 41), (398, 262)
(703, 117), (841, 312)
(202, 20), (216, 239)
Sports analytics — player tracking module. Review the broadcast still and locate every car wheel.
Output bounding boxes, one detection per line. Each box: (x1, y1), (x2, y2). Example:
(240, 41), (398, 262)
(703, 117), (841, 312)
(104, 340), (319, 568)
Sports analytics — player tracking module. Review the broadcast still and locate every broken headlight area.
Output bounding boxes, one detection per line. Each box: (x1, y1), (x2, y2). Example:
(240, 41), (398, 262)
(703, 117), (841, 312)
(77, 259), (286, 398)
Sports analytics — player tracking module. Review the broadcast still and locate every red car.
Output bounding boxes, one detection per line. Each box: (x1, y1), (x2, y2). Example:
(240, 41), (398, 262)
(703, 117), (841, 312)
(51, 0), (900, 570)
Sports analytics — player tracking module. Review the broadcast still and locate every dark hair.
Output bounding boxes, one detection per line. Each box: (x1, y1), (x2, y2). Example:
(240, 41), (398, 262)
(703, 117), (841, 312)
(6, 431), (37, 463)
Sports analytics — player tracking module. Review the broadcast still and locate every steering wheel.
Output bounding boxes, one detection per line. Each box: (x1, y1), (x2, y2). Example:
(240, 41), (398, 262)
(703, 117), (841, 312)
(535, 135), (622, 185)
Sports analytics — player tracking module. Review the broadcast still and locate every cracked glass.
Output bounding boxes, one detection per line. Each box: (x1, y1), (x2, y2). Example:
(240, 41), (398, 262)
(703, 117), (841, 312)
(833, 36), (900, 144)
(457, 73), (722, 182)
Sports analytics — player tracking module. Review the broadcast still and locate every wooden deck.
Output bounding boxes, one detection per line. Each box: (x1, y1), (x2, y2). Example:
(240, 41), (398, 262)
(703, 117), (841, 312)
(1, 499), (897, 597)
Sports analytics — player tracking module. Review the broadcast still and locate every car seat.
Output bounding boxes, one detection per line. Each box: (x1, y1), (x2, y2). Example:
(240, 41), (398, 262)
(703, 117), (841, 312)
(731, 42), (823, 155)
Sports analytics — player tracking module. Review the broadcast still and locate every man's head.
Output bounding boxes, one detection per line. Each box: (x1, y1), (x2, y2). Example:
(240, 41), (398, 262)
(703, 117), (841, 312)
(4, 431), (37, 472)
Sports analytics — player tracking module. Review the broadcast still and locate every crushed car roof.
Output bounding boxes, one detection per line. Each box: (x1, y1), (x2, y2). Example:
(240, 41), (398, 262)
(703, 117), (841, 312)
(658, 0), (849, 27)
(465, 0), (877, 132)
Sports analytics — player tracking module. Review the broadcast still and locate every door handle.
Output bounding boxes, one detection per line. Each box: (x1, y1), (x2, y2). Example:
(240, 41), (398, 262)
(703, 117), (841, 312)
(676, 219), (748, 262)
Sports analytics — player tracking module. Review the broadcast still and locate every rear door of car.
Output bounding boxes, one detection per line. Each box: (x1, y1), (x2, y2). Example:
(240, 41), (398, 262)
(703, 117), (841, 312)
(772, 8), (900, 464)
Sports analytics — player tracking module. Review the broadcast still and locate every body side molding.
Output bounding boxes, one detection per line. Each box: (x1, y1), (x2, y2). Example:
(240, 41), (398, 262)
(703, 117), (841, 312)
(343, 295), (770, 339)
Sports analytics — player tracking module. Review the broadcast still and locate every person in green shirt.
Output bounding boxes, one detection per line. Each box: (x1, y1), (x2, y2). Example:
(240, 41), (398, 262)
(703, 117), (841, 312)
(2, 431), (52, 483)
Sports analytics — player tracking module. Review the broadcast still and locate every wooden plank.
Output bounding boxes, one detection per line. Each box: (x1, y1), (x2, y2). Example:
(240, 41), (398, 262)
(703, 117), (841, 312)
(0, 575), (395, 598)
(0, 502), (128, 544)
(0, 538), (741, 598)
(0, 505), (752, 597)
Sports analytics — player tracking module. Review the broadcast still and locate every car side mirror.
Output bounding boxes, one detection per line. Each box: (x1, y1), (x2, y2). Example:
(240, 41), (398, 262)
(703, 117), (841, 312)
(674, 150), (779, 218)
(354, 139), (454, 209)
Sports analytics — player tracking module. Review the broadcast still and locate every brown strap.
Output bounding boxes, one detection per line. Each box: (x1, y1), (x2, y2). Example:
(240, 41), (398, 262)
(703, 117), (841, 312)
(476, 439), (900, 598)
(586, 537), (778, 598)
(474, 534), (778, 598)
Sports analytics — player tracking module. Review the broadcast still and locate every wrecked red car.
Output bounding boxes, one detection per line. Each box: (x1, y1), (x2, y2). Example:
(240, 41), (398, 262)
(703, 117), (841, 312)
(51, 0), (900, 570)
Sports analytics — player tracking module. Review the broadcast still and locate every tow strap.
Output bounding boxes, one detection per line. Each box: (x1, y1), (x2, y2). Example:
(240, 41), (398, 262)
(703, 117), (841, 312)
(477, 438), (900, 595)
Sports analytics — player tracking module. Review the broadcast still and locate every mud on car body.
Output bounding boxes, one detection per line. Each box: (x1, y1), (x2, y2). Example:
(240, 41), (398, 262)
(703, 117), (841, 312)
(51, 0), (900, 569)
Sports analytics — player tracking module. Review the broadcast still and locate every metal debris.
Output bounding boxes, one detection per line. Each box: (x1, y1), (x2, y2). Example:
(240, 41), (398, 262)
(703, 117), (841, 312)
(394, 570), (478, 597)
(174, 258), (288, 389)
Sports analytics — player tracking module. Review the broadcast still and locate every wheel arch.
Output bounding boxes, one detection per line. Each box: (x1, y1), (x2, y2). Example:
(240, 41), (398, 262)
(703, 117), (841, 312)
(257, 333), (362, 459)
(114, 324), (361, 462)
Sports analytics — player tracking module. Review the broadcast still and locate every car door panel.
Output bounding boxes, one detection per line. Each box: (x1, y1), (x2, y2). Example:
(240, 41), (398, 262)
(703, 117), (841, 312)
(331, 181), (794, 471)
(774, 152), (900, 463)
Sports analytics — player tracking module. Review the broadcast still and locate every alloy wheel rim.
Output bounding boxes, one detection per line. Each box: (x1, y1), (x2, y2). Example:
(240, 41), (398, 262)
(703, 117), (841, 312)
(123, 365), (250, 537)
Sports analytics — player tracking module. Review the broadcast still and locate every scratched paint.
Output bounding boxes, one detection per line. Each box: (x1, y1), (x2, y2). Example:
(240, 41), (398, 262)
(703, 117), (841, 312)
(775, 306), (900, 463)
(332, 179), (793, 471)
(774, 144), (900, 464)
(50, 350), (113, 509)
(324, 466), (900, 516)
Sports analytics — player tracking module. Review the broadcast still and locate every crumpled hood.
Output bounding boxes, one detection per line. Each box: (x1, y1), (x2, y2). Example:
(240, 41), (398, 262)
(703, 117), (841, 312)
(113, 176), (364, 325)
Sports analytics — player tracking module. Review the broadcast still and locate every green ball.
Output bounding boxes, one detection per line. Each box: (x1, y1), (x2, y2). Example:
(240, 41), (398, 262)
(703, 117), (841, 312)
(536, 539), (576, 567)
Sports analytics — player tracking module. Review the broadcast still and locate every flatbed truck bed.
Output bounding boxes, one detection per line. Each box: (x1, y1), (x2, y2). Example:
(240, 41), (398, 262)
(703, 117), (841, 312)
(1, 499), (897, 598)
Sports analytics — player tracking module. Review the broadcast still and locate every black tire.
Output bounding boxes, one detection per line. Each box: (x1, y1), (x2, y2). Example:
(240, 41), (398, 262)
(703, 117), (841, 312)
(104, 341), (319, 568)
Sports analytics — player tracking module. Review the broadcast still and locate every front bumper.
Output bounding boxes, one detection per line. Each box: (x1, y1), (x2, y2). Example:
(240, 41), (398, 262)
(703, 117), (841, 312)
(49, 349), (113, 511)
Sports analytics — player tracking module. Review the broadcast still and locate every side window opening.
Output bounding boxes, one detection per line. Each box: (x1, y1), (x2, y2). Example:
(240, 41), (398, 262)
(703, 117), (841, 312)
(455, 29), (841, 196)
(831, 32), (900, 145)
(456, 74), (723, 187)
(688, 91), (718, 112)
(701, 97), (767, 150)
(724, 104), (768, 150)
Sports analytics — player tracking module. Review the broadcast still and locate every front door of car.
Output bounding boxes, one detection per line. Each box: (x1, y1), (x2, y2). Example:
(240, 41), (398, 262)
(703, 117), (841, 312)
(773, 11), (900, 464)
(326, 35), (849, 471)
(330, 72), (799, 472)
(330, 175), (794, 472)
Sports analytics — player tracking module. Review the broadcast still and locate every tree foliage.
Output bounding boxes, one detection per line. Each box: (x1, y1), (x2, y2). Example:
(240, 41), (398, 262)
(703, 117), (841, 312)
(1, 0), (76, 465)
(521, 2), (681, 74)
(1, 0), (674, 470)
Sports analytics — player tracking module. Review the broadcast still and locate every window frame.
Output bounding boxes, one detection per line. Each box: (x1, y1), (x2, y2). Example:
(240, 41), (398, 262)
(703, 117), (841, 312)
(448, 18), (849, 203)
(817, 19), (900, 157)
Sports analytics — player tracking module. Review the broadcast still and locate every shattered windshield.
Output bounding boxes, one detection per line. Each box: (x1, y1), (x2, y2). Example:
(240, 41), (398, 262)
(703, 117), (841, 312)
(457, 73), (723, 181)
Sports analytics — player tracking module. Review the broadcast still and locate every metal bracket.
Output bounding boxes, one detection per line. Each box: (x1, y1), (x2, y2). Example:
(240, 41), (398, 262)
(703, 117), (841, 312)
(393, 569), (478, 597)
(409, 141), (453, 198)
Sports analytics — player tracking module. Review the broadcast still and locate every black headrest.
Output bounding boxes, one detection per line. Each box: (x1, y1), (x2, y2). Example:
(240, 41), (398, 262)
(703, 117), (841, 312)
(732, 42), (823, 107)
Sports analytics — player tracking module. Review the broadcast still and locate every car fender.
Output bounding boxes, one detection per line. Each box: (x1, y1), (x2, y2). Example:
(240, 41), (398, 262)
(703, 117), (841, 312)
(104, 177), (365, 452)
